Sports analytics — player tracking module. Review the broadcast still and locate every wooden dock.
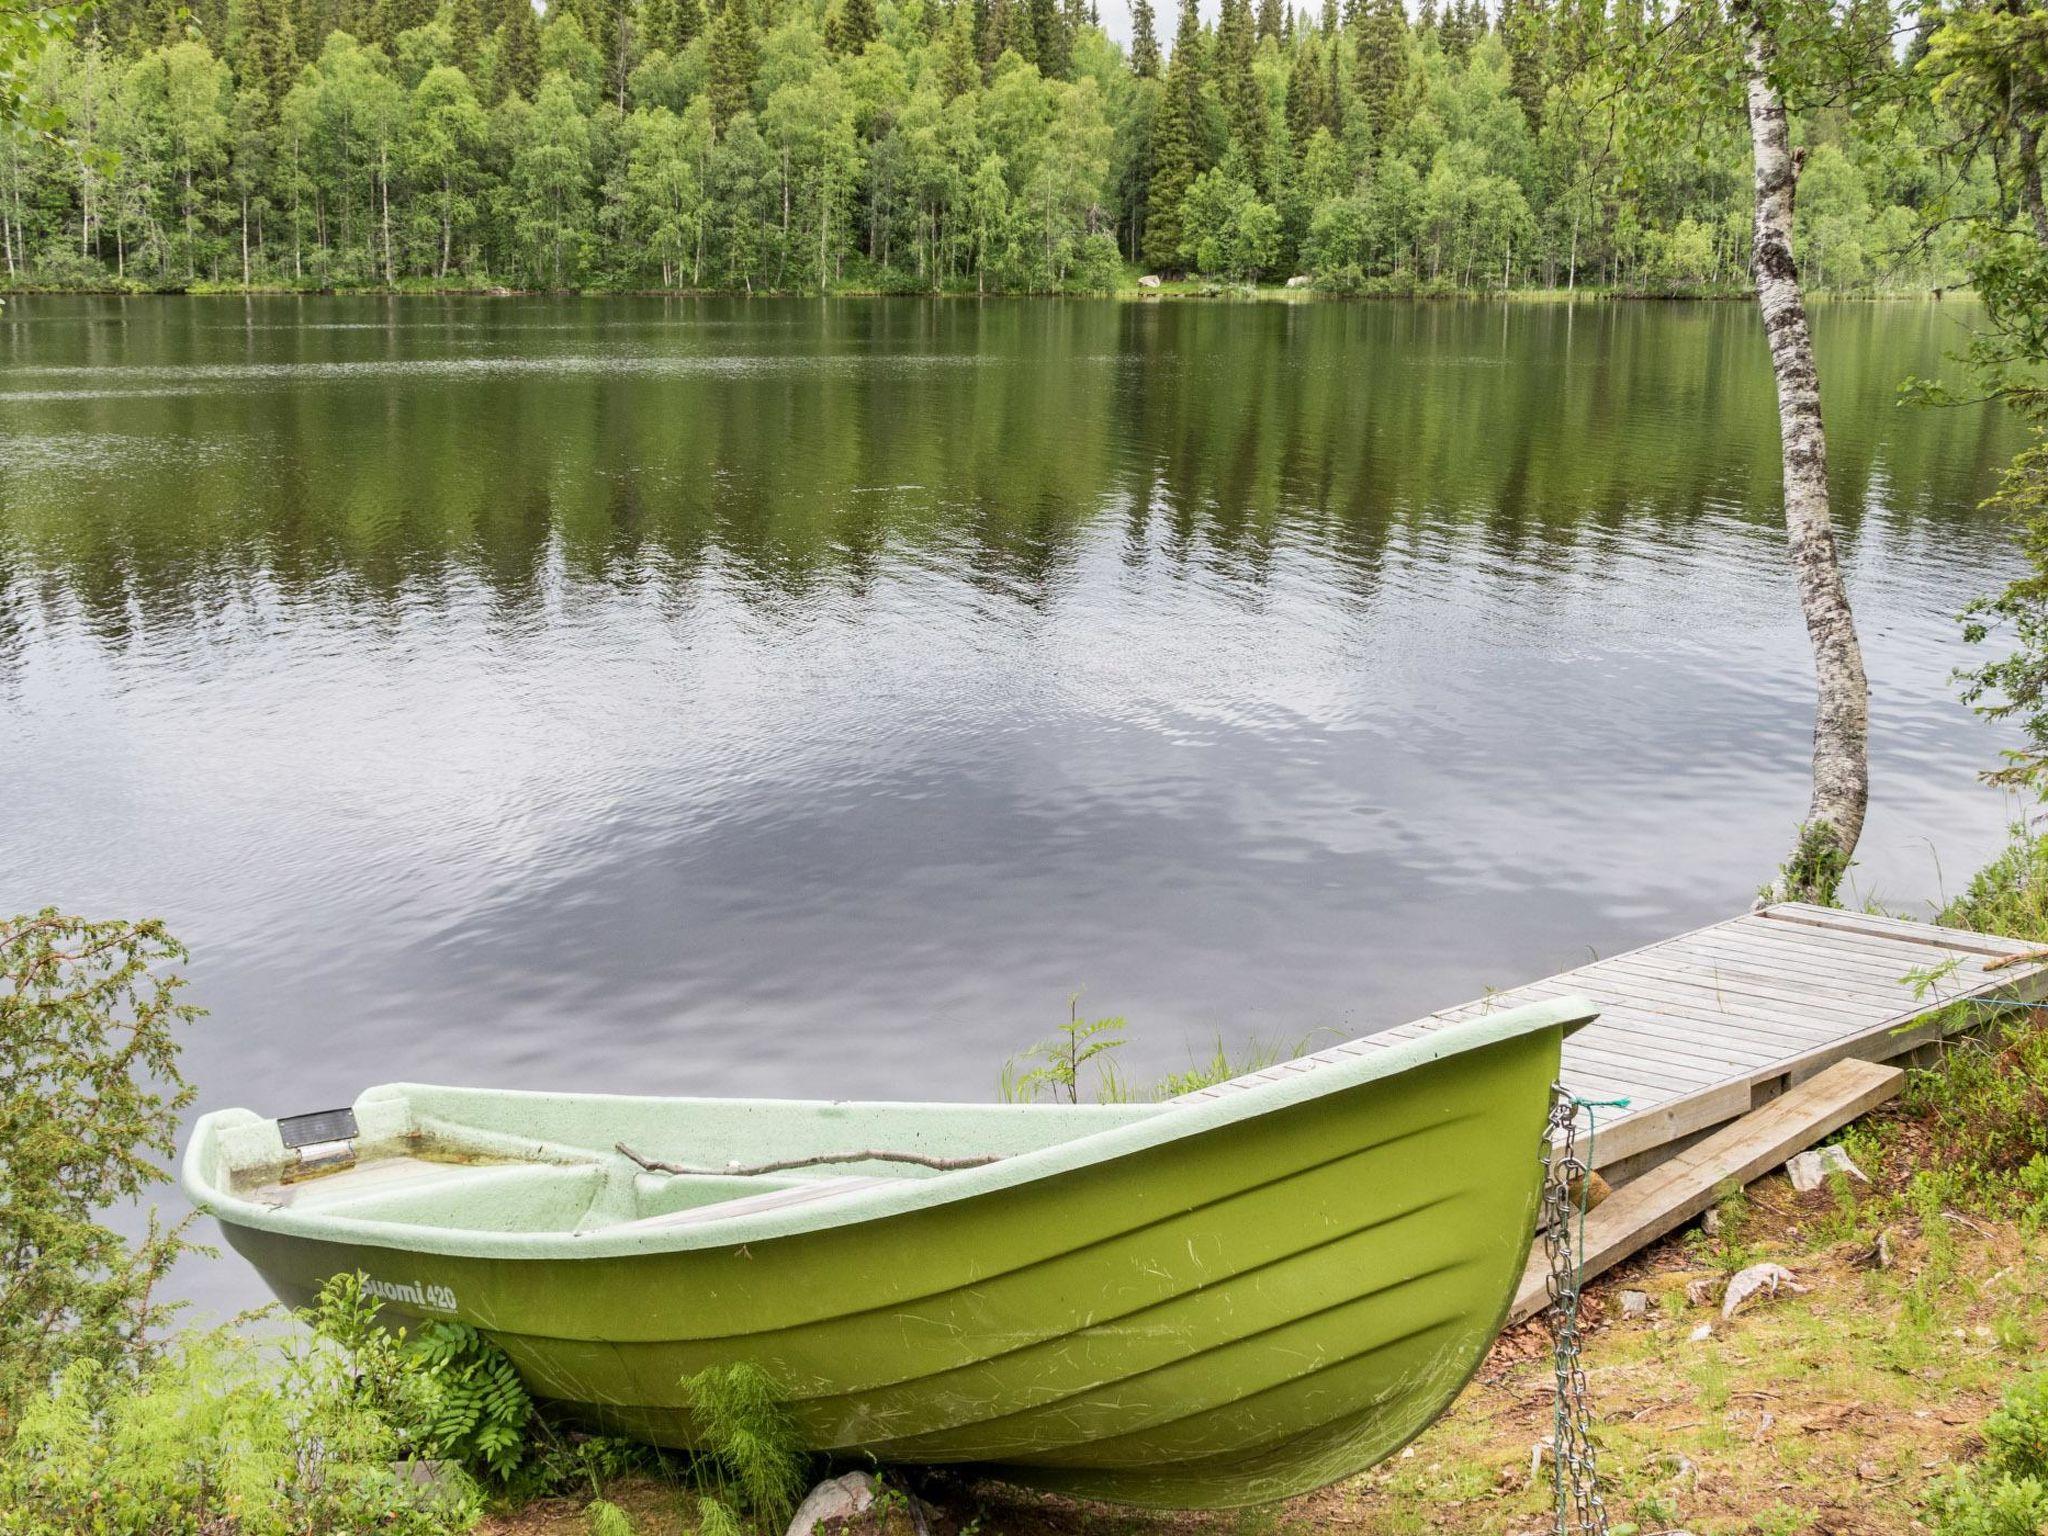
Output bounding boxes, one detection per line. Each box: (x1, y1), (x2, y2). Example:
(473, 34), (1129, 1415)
(1181, 901), (2048, 1299)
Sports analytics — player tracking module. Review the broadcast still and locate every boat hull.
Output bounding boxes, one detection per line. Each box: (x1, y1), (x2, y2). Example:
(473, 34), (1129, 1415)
(207, 1022), (1561, 1508)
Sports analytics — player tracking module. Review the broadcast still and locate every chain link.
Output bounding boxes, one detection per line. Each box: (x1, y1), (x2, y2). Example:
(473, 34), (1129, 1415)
(1541, 1084), (1610, 1536)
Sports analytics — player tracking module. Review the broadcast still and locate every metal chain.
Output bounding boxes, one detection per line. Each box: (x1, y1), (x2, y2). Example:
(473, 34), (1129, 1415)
(1541, 1084), (1611, 1536)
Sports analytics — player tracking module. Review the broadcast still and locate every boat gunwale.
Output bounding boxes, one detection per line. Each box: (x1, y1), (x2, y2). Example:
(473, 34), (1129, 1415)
(181, 996), (1594, 1261)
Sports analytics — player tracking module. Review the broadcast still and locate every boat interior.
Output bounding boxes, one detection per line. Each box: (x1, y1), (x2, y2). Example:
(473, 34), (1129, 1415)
(199, 1082), (1165, 1237)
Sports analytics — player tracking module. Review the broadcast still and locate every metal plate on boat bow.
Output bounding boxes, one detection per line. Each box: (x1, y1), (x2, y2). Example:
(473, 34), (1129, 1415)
(279, 1108), (359, 1149)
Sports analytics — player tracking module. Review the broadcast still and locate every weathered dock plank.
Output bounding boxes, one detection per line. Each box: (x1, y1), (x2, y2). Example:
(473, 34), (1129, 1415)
(1504, 1057), (1905, 1324)
(1179, 902), (2048, 1180)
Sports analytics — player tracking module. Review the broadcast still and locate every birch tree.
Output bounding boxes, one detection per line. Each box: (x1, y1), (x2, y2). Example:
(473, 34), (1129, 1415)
(1735, 0), (1869, 903)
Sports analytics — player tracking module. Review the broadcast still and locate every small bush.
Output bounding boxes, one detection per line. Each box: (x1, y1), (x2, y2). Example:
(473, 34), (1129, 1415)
(680, 1362), (809, 1532)
(0, 1318), (482, 1535)
(0, 911), (205, 1412)
(1926, 1372), (2048, 1536)
(1943, 824), (2048, 941)
(1985, 1373), (2048, 1484)
(1903, 1018), (2048, 1216)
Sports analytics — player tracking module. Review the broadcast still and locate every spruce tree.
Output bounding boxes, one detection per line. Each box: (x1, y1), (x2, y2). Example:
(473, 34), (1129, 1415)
(231, 0), (299, 119)
(1130, 0), (1160, 76)
(825, 0), (878, 55)
(450, 0), (484, 73)
(997, 0), (1035, 63)
(1439, 0), (1474, 60)
(1501, 0), (1546, 129)
(671, 0), (705, 50)
(373, 0), (431, 43)
(1216, 0), (1264, 189)
(497, 0), (542, 100)
(941, 0), (977, 93)
(1029, 0), (1066, 77)
(1142, 0), (1203, 270)
(1255, 0), (1280, 41)
(641, 0), (675, 53)
(706, 0), (758, 131)
(1351, 0), (1406, 144)
(1284, 34), (1326, 153)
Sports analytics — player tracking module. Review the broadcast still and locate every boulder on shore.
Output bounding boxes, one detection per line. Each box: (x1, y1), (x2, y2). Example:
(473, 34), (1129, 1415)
(787, 1472), (877, 1536)
(1285, 274), (1314, 288)
(1137, 274), (1162, 288)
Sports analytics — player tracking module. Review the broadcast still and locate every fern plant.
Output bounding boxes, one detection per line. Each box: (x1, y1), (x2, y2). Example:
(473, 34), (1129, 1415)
(408, 1320), (536, 1481)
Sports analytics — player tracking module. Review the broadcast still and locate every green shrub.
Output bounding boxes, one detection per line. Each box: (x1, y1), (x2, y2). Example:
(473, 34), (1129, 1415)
(0, 911), (205, 1412)
(1926, 1372), (2048, 1536)
(1904, 1018), (2048, 1215)
(1943, 825), (2048, 942)
(1986, 1373), (2048, 1484)
(1927, 1475), (2048, 1536)
(0, 1317), (482, 1535)
(680, 1362), (809, 1531)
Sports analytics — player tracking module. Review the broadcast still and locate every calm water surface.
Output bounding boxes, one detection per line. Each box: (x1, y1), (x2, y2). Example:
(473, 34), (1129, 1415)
(0, 295), (2026, 1308)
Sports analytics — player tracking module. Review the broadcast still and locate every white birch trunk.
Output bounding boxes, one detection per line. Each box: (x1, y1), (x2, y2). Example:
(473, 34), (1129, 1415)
(1741, 0), (1869, 899)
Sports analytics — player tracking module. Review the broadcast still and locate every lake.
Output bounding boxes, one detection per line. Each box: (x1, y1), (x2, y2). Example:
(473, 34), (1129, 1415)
(0, 294), (2026, 1311)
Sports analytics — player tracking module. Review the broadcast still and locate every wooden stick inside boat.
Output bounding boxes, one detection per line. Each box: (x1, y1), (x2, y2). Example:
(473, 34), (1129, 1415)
(616, 1141), (1003, 1177)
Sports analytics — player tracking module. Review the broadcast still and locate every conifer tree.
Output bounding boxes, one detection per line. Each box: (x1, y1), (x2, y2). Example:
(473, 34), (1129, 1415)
(585, 0), (629, 106)
(1142, 0), (1203, 269)
(641, 0), (675, 52)
(1285, 34), (1327, 152)
(1501, 0), (1545, 129)
(1439, 0), (1475, 60)
(941, 0), (977, 93)
(449, 0), (484, 73)
(825, 0), (878, 56)
(996, 0), (1035, 62)
(498, 0), (542, 99)
(706, 0), (758, 131)
(671, 0), (705, 50)
(373, 0), (432, 44)
(1029, 0), (1066, 77)
(1129, 0), (1160, 77)
(1216, 0), (1265, 187)
(1255, 0), (1281, 42)
(231, 0), (299, 119)
(1351, 0), (1406, 143)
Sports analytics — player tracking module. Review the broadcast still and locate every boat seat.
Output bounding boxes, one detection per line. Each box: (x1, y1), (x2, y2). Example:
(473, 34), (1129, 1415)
(605, 1175), (900, 1232)
(242, 1154), (519, 1211)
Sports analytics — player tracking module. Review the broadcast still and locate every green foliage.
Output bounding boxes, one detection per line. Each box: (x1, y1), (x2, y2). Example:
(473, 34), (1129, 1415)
(1149, 1032), (1316, 1098)
(586, 1497), (638, 1536)
(1001, 993), (1128, 1103)
(0, 910), (204, 1416)
(0, 1279), (485, 1535)
(1902, 1014), (2048, 1218)
(0, 0), (1980, 292)
(408, 1318), (536, 1480)
(1942, 823), (2048, 943)
(1985, 1373), (2048, 1484)
(1926, 1372), (2048, 1536)
(679, 1362), (808, 1531)
(1766, 819), (1854, 907)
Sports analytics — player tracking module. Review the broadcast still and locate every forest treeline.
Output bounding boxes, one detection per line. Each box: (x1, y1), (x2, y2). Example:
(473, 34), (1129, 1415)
(0, 0), (1993, 294)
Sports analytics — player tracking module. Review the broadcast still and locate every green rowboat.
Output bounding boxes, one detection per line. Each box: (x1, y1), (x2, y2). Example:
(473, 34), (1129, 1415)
(182, 997), (1593, 1508)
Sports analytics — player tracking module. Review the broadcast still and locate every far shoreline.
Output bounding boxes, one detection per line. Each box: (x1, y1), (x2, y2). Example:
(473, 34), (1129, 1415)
(0, 282), (1974, 304)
